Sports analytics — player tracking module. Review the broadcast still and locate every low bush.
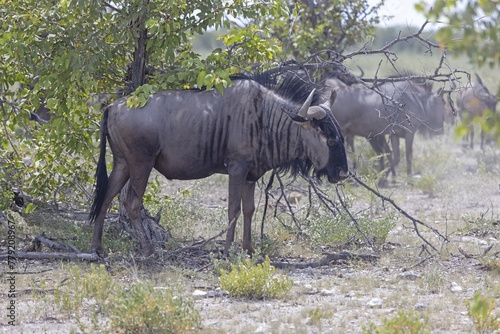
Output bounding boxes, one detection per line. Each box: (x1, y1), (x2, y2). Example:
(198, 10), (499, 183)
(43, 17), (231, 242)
(219, 256), (292, 299)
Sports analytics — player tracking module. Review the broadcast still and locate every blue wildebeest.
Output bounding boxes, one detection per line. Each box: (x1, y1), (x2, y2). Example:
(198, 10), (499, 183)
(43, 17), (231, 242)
(89, 73), (349, 256)
(325, 78), (395, 176)
(456, 73), (498, 149)
(326, 77), (448, 176)
(379, 80), (448, 175)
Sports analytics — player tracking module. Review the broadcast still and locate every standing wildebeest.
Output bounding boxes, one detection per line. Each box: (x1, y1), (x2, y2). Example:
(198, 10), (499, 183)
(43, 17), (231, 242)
(89, 74), (349, 256)
(456, 74), (498, 149)
(379, 80), (448, 175)
(326, 77), (448, 176)
(325, 78), (395, 175)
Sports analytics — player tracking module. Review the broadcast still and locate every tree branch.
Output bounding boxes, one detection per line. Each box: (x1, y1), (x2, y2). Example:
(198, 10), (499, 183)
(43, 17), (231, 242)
(350, 172), (448, 253)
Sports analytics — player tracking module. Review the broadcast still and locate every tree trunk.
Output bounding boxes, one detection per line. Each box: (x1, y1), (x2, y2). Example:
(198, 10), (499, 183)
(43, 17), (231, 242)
(118, 4), (171, 254)
(118, 184), (171, 251)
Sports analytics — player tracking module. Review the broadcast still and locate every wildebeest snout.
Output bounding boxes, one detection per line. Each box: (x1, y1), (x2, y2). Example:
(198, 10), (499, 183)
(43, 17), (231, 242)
(329, 166), (349, 183)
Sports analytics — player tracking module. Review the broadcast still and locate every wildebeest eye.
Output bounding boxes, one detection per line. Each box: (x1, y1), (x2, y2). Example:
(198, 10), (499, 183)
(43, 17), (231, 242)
(327, 138), (337, 148)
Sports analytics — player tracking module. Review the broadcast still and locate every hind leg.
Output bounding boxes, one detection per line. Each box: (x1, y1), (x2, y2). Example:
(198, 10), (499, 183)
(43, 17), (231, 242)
(92, 161), (129, 255)
(122, 160), (156, 255)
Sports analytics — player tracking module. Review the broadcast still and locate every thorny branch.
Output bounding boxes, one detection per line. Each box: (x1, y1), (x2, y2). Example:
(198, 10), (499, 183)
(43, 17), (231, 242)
(270, 20), (462, 93)
(301, 176), (376, 250)
(260, 171), (305, 237)
(350, 172), (448, 253)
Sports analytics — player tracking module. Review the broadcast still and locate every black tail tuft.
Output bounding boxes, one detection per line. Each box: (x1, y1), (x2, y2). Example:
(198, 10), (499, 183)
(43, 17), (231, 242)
(89, 108), (110, 223)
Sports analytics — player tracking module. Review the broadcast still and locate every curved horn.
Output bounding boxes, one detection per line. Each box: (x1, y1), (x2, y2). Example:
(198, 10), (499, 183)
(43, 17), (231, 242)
(475, 73), (485, 88)
(298, 89), (315, 118)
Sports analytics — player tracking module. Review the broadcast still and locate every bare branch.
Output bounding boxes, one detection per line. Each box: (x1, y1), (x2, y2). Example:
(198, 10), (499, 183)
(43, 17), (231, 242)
(350, 172), (448, 253)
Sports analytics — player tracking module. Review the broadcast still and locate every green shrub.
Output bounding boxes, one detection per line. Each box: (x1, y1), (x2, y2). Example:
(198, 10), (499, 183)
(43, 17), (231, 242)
(219, 256), (292, 299)
(308, 307), (333, 326)
(362, 309), (430, 334)
(476, 146), (500, 175)
(53, 264), (115, 332)
(416, 174), (439, 196)
(45, 264), (200, 333)
(460, 213), (500, 238)
(466, 291), (500, 334)
(110, 282), (200, 334)
(307, 211), (397, 248)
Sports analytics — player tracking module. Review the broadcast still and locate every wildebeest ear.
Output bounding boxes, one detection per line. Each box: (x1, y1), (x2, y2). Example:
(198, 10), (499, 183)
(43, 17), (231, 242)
(283, 109), (308, 123)
(315, 88), (335, 106)
(316, 87), (333, 105)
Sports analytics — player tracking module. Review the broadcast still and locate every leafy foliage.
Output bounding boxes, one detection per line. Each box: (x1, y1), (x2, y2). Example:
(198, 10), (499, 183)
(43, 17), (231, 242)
(307, 208), (397, 248)
(110, 281), (200, 334)
(362, 309), (431, 334)
(0, 0), (288, 210)
(35, 264), (200, 333)
(219, 256), (293, 299)
(466, 291), (500, 334)
(258, 0), (383, 60)
(416, 0), (500, 69)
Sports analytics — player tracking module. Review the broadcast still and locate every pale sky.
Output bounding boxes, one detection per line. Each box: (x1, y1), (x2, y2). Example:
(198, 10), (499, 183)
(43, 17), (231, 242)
(368, 0), (428, 26)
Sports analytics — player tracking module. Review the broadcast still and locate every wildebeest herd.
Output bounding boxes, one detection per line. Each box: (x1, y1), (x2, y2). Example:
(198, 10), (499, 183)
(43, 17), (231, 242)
(88, 70), (498, 256)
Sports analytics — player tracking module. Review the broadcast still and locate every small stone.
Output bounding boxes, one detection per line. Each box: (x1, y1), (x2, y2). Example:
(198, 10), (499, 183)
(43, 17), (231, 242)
(303, 284), (317, 294)
(192, 289), (207, 298)
(319, 289), (336, 296)
(367, 298), (383, 307)
(415, 303), (426, 310)
(450, 282), (463, 292)
(206, 288), (228, 298)
(398, 271), (421, 280)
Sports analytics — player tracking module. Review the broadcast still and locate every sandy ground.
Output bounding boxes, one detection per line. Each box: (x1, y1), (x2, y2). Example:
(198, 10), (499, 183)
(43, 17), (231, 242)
(1, 131), (500, 333)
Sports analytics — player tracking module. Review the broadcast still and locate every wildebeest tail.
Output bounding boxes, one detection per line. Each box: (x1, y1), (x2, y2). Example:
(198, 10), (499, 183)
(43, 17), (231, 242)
(89, 107), (109, 223)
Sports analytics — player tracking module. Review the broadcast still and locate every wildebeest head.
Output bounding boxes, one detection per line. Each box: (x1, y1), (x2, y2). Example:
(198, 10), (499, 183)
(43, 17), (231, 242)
(475, 73), (498, 113)
(283, 86), (348, 183)
(422, 87), (451, 135)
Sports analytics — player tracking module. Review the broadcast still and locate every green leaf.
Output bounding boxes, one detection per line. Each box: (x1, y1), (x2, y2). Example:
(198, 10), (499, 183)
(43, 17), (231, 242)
(25, 202), (36, 214)
(196, 70), (206, 88)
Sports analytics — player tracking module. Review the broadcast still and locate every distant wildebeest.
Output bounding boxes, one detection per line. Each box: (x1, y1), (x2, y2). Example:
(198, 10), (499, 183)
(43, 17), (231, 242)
(456, 73), (498, 149)
(326, 77), (449, 176)
(89, 73), (349, 257)
(325, 78), (395, 176)
(379, 80), (449, 175)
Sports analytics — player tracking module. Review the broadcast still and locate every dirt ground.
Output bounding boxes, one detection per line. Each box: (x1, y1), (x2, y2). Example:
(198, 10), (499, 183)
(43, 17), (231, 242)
(1, 130), (500, 333)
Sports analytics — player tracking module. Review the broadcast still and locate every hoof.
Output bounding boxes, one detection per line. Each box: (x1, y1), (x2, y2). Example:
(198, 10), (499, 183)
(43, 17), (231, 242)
(92, 245), (107, 258)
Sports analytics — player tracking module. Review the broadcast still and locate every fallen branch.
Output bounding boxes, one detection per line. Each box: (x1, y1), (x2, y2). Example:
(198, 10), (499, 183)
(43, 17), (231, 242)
(5, 269), (53, 275)
(271, 251), (379, 269)
(167, 217), (237, 254)
(28, 232), (81, 253)
(0, 251), (100, 261)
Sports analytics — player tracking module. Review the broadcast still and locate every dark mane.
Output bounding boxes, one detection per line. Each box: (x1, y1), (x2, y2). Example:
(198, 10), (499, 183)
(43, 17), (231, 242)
(232, 71), (332, 181)
(232, 71), (322, 105)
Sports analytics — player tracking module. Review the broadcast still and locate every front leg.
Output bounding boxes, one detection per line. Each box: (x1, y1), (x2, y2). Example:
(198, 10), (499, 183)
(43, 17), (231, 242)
(224, 161), (250, 256)
(241, 181), (256, 254)
(405, 134), (414, 175)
